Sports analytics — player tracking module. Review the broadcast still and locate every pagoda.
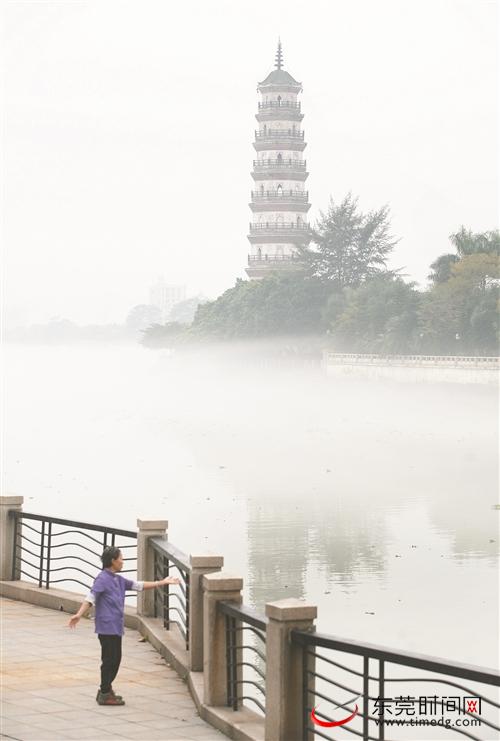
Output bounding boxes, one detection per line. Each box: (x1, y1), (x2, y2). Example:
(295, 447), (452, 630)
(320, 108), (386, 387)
(246, 41), (311, 279)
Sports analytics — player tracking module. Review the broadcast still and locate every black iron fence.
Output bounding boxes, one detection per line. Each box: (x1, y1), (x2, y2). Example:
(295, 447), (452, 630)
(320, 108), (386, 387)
(291, 629), (500, 741)
(220, 601), (267, 715)
(151, 536), (190, 650)
(5, 507), (499, 740)
(10, 511), (137, 594)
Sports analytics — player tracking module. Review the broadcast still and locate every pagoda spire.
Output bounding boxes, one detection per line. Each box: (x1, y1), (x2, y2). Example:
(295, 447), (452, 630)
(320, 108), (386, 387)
(275, 39), (283, 70)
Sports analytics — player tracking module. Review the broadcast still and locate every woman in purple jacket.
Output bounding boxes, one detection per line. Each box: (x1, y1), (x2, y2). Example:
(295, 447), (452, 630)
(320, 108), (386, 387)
(68, 546), (180, 705)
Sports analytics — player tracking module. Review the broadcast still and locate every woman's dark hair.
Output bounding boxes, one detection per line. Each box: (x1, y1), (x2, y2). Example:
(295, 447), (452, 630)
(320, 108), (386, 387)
(101, 546), (121, 568)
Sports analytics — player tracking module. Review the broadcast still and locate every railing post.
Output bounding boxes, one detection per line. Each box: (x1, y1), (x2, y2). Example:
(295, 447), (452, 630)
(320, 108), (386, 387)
(136, 518), (168, 617)
(264, 598), (317, 741)
(202, 572), (243, 707)
(189, 554), (224, 672)
(0, 496), (24, 581)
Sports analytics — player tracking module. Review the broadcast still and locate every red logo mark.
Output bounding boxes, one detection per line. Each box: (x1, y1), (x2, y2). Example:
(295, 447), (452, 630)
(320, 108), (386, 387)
(311, 703), (359, 728)
(466, 700), (478, 714)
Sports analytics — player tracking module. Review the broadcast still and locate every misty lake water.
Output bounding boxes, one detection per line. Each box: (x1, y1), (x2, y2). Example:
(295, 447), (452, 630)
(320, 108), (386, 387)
(3, 343), (498, 668)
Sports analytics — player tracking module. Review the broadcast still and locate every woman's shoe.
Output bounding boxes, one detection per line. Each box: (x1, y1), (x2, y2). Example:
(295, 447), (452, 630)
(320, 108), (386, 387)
(97, 690), (125, 706)
(96, 687), (123, 702)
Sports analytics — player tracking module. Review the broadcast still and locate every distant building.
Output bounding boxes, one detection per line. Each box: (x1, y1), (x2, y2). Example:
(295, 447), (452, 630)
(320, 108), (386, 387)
(247, 41), (311, 279)
(149, 278), (186, 323)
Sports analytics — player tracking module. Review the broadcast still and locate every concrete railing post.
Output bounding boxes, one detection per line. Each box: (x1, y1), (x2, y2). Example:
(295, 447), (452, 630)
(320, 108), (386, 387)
(202, 572), (243, 707)
(0, 496), (24, 580)
(265, 598), (317, 741)
(189, 554), (224, 672)
(136, 518), (168, 617)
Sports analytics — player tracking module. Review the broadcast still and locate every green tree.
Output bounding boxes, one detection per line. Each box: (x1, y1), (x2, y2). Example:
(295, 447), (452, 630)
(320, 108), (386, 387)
(428, 253), (459, 284)
(298, 193), (398, 287)
(126, 304), (161, 331)
(141, 322), (187, 348)
(429, 228), (500, 285)
(169, 295), (208, 324)
(190, 273), (331, 339)
(330, 275), (421, 353)
(420, 253), (499, 354)
(449, 227), (500, 257)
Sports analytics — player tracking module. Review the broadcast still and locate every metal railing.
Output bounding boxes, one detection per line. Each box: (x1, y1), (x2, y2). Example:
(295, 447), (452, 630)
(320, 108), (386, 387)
(324, 353), (500, 369)
(10, 511), (137, 593)
(251, 189), (309, 201)
(258, 101), (301, 111)
(250, 221), (310, 231)
(5, 505), (500, 740)
(255, 129), (305, 140)
(220, 601), (268, 715)
(253, 158), (306, 170)
(151, 536), (190, 650)
(248, 253), (301, 263)
(291, 629), (500, 741)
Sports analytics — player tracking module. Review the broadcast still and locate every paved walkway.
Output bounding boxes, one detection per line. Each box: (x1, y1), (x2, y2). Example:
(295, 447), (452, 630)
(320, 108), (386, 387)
(1, 598), (225, 741)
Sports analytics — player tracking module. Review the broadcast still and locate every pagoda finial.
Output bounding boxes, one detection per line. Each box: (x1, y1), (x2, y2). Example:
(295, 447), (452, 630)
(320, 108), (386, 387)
(275, 38), (283, 70)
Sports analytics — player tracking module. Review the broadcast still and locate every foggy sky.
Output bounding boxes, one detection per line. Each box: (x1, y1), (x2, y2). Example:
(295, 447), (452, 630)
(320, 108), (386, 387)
(3, 0), (498, 326)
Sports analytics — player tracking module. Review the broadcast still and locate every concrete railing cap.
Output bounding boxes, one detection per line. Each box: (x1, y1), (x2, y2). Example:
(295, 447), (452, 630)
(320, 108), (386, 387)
(266, 598), (317, 621)
(202, 572), (243, 591)
(0, 495), (24, 506)
(136, 519), (168, 530)
(190, 555), (224, 568)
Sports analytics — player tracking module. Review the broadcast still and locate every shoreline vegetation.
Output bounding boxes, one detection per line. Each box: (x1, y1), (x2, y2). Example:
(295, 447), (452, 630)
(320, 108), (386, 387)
(7, 196), (499, 356)
(141, 196), (499, 357)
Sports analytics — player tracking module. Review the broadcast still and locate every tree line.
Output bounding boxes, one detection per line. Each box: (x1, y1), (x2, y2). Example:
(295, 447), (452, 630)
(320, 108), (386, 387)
(142, 194), (499, 356)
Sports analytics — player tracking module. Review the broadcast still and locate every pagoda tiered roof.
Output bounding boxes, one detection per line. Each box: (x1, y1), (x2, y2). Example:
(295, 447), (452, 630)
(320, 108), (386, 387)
(257, 40), (302, 91)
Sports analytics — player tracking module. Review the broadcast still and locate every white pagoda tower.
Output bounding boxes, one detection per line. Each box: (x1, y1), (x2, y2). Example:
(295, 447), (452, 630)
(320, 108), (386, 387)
(246, 42), (311, 279)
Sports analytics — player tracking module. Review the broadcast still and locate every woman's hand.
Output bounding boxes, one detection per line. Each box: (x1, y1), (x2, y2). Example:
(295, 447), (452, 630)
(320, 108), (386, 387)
(68, 614), (81, 629)
(159, 576), (181, 586)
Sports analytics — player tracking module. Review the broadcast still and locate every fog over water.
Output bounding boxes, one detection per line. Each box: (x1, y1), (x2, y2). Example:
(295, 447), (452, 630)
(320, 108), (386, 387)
(3, 343), (498, 667)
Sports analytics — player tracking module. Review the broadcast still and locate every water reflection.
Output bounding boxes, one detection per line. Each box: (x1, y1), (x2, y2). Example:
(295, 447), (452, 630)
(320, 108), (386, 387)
(3, 344), (498, 665)
(245, 498), (388, 609)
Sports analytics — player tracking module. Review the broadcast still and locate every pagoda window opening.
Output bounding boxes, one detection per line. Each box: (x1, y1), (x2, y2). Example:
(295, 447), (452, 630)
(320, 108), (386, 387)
(277, 95), (282, 105)
(277, 184), (283, 196)
(277, 152), (283, 163)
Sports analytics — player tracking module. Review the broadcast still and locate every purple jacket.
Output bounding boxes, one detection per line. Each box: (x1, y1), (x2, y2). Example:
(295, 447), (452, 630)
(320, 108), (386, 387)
(86, 569), (142, 636)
